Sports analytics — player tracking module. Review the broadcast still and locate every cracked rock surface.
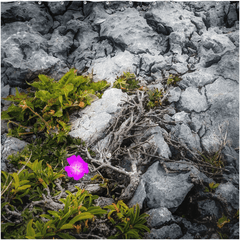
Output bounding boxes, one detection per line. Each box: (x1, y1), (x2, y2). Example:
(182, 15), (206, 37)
(1, 1), (239, 239)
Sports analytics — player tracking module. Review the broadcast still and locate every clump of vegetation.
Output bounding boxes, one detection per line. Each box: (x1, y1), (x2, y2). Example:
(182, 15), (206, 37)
(147, 88), (165, 108)
(204, 182), (220, 193)
(200, 151), (225, 174)
(112, 72), (140, 93)
(1, 69), (110, 142)
(167, 74), (181, 85)
(104, 200), (150, 239)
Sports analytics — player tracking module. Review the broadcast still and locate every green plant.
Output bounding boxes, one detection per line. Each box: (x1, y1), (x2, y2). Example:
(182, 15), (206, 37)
(147, 88), (164, 108)
(104, 200), (150, 239)
(204, 182), (220, 193)
(1, 69), (110, 142)
(201, 151), (224, 173)
(112, 72), (140, 93)
(217, 214), (230, 228)
(25, 187), (107, 239)
(167, 74), (181, 85)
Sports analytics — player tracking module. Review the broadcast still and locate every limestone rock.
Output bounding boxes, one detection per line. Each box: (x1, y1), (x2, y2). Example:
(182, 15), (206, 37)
(177, 87), (209, 113)
(69, 88), (127, 143)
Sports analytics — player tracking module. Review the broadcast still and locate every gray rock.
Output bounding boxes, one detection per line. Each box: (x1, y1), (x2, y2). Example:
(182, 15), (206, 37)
(198, 29), (236, 67)
(179, 67), (217, 89)
(129, 161), (196, 212)
(1, 137), (28, 171)
(133, 125), (171, 159)
(222, 146), (239, 171)
(177, 87), (209, 113)
(87, 51), (139, 84)
(202, 77), (239, 151)
(198, 199), (222, 219)
(47, 2), (68, 15)
(172, 111), (191, 125)
(1, 120), (8, 135)
(229, 222), (239, 239)
(1, 84), (10, 105)
(69, 88), (127, 143)
(216, 50), (239, 83)
(1, 2), (53, 35)
(145, 2), (198, 38)
(180, 232), (195, 239)
(146, 207), (174, 228)
(215, 182), (239, 212)
(171, 124), (202, 152)
(145, 223), (182, 239)
(169, 32), (185, 54)
(168, 87), (182, 103)
(100, 8), (164, 55)
(227, 3), (238, 27)
(227, 30), (239, 47)
(94, 197), (114, 208)
(47, 29), (72, 60)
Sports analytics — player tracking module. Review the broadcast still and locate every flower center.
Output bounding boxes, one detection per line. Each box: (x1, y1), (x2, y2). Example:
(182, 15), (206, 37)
(70, 162), (83, 174)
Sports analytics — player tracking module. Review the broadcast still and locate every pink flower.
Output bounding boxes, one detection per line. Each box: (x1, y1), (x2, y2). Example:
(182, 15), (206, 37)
(65, 155), (89, 180)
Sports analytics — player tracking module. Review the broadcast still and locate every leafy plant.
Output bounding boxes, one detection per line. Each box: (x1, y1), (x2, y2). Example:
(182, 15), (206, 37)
(1, 69), (110, 142)
(167, 74), (181, 85)
(104, 200), (150, 239)
(147, 88), (164, 108)
(217, 214), (230, 228)
(113, 72), (140, 93)
(25, 187), (107, 239)
(201, 151), (224, 173)
(204, 182), (220, 193)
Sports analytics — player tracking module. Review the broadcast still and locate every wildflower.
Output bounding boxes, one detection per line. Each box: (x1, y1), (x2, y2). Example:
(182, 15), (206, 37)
(65, 155), (89, 180)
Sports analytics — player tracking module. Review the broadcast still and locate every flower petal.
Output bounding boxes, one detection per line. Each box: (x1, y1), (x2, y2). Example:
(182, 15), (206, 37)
(73, 172), (84, 180)
(67, 155), (78, 165)
(65, 166), (73, 177)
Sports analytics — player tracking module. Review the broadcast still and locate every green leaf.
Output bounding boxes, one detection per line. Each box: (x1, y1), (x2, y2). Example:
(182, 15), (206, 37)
(69, 212), (94, 225)
(212, 183), (220, 189)
(1, 111), (14, 120)
(35, 90), (52, 102)
(134, 224), (150, 232)
(18, 185), (31, 191)
(60, 223), (74, 230)
(48, 210), (61, 219)
(57, 232), (76, 239)
(26, 219), (35, 237)
(11, 173), (20, 189)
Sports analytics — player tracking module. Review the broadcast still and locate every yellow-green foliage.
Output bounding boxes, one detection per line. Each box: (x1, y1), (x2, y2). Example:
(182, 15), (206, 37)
(147, 88), (164, 108)
(113, 72), (140, 93)
(104, 200), (150, 239)
(167, 74), (181, 85)
(204, 182), (220, 193)
(1, 69), (110, 142)
(201, 151), (224, 173)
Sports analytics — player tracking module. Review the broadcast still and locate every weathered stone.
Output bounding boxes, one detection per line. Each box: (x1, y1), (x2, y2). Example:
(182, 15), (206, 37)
(129, 161), (198, 212)
(177, 87), (209, 113)
(202, 77), (239, 151)
(100, 8), (164, 55)
(172, 111), (191, 125)
(215, 182), (239, 212)
(1, 2), (53, 35)
(145, 224), (182, 239)
(197, 29), (236, 67)
(146, 207), (174, 228)
(94, 197), (114, 208)
(69, 88), (127, 143)
(198, 199), (222, 219)
(1, 137), (28, 171)
(145, 2), (199, 38)
(87, 51), (139, 84)
(47, 2), (68, 15)
(133, 125), (171, 159)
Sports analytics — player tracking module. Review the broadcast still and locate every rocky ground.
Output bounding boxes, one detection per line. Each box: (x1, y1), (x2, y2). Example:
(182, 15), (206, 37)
(1, 1), (239, 239)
